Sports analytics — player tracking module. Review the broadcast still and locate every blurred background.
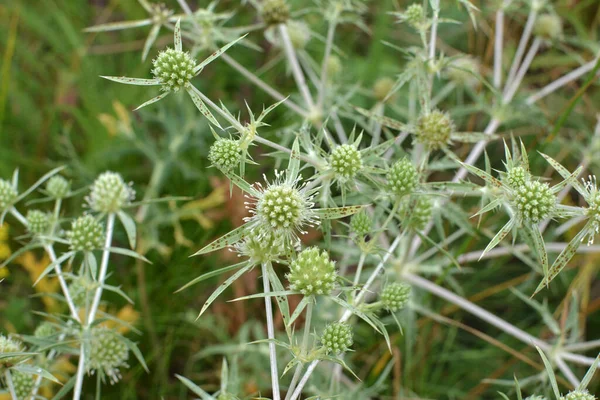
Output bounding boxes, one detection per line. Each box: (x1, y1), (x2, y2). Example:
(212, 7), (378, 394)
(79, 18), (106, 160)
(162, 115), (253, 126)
(1, 0), (599, 399)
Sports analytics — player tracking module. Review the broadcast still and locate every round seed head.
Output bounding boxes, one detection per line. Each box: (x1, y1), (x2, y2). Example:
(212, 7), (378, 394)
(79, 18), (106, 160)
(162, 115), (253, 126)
(512, 180), (556, 223)
(330, 144), (362, 180)
(261, 0), (290, 25)
(381, 282), (411, 312)
(34, 322), (56, 338)
(504, 166), (530, 189)
(326, 55), (342, 79)
(88, 327), (129, 384)
(11, 371), (35, 400)
(405, 3), (425, 27)
(46, 175), (71, 199)
(0, 334), (25, 366)
(446, 57), (480, 87)
(350, 211), (371, 237)
(235, 227), (292, 263)
(152, 48), (196, 92)
(406, 197), (433, 231)
(87, 172), (135, 213)
(257, 184), (305, 231)
(415, 110), (454, 150)
(209, 139), (242, 172)
(564, 391), (596, 400)
(534, 14), (562, 39)
(26, 210), (50, 235)
(0, 179), (18, 211)
(287, 247), (337, 296)
(321, 323), (353, 354)
(387, 158), (418, 197)
(373, 77), (395, 102)
(67, 215), (105, 252)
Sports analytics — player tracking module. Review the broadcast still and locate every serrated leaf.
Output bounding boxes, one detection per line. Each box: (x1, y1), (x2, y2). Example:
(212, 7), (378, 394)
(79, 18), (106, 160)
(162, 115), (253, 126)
(481, 218), (516, 258)
(186, 85), (222, 128)
(535, 347), (561, 399)
(101, 76), (161, 86)
(194, 34), (248, 74)
(527, 224), (548, 278)
(314, 205), (367, 220)
(134, 92), (170, 110)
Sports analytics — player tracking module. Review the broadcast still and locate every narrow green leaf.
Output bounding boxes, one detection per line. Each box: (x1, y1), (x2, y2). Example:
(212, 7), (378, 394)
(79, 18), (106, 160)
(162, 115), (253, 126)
(314, 205), (367, 220)
(176, 261), (249, 293)
(117, 211), (136, 249)
(192, 224), (249, 256)
(197, 264), (253, 318)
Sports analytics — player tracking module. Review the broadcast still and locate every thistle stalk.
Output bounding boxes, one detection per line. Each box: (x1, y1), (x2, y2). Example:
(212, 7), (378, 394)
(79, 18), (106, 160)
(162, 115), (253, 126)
(262, 261), (281, 400)
(279, 24), (315, 112)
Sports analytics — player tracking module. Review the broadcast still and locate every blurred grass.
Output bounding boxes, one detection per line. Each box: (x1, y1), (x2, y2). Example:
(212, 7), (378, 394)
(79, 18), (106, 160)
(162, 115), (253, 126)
(0, 0), (599, 399)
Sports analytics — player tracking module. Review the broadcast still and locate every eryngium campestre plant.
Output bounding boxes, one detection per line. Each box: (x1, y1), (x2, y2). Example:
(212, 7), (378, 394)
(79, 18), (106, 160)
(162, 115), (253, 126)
(208, 138), (242, 172)
(414, 110), (455, 150)
(329, 144), (363, 180)
(152, 48), (196, 92)
(26, 210), (50, 235)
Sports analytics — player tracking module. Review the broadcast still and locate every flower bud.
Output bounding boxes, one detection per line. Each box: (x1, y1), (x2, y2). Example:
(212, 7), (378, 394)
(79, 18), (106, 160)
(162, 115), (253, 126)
(152, 48), (196, 92)
(26, 210), (50, 235)
(512, 180), (555, 223)
(415, 110), (454, 150)
(87, 172), (135, 213)
(350, 211), (371, 237)
(287, 247), (337, 296)
(0, 335), (25, 366)
(321, 323), (353, 354)
(405, 3), (425, 27)
(387, 158), (418, 197)
(209, 139), (242, 172)
(504, 166), (529, 189)
(89, 327), (129, 384)
(0, 179), (18, 211)
(534, 14), (562, 40)
(373, 77), (395, 102)
(381, 282), (411, 312)
(46, 176), (71, 199)
(329, 144), (362, 180)
(563, 391), (596, 400)
(67, 215), (105, 252)
(261, 0), (290, 26)
(34, 322), (56, 338)
(11, 371), (35, 400)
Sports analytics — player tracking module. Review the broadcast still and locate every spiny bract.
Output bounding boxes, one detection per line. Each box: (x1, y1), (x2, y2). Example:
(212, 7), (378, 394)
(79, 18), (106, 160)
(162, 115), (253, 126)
(152, 48), (196, 92)
(46, 175), (71, 199)
(87, 172), (135, 213)
(287, 247), (337, 296)
(415, 110), (454, 150)
(88, 327), (129, 384)
(26, 210), (50, 235)
(387, 158), (418, 197)
(321, 323), (353, 354)
(208, 139), (242, 172)
(0, 179), (17, 211)
(512, 180), (556, 223)
(67, 215), (105, 252)
(381, 282), (411, 312)
(329, 144), (362, 180)
(261, 0), (290, 25)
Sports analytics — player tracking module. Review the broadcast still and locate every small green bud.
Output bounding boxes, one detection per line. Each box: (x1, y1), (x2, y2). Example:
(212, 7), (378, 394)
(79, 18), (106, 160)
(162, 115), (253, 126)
(0, 179), (18, 211)
(326, 55), (342, 79)
(534, 14), (562, 40)
(329, 144), (362, 180)
(504, 166), (530, 189)
(11, 370), (36, 400)
(34, 322), (56, 338)
(321, 323), (353, 354)
(415, 110), (454, 150)
(87, 172), (135, 213)
(405, 197), (433, 231)
(512, 180), (556, 223)
(0, 334), (25, 366)
(46, 175), (71, 199)
(405, 3), (425, 27)
(261, 0), (290, 25)
(350, 211), (371, 237)
(373, 77), (395, 102)
(381, 282), (411, 312)
(89, 327), (129, 384)
(26, 210), (50, 235)
(563, 391), (596, 400)
(387, 158), (418, 197)
(67, 215), (105, 252)
(287, 247), (337, 296)
(152, 48), (196, 92)
(209, 139), (242, 172)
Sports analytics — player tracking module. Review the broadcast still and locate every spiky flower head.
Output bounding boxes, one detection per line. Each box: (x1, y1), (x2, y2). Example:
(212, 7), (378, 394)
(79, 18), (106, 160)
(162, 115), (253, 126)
(11, 371), (35, 400)
(512, 180), (556, 223)
(404, 197), (433, 231)
(373, 77), (395, 102)
(350, 211), (371, 237)
(246, 171), (318, 247)
(287, 247), (337, 296)
(525, 396), (548, 400)
(504, 166), (530, 189)
(67, 215), (105, 252)
(46, 175), (71, 199)
(534, 14), (562, 40)
(209, 139), (242, 172)
(584, 178), (600, 244)
(446, 57), (480, 87)
(26, 210), (50, 235)
(381, 282), (411, 312)
(261, 0), (290, 26)
(563, 390), (596, 400)
(0, 179), (18, 211)
(415, 110), (454, 150)
(326, 55), (342, 79)
(34, 322), (56, 338)
(88, 327), (129, 384)
(387, 158), (418, 197)
(321, 323), (353, 354)
(152, 48), (196, 92)
(405, 3), (425, 27)
(0, 334), (25, 366)
(329, 144), (362, 180)
(235, 227), (292, 263)
(87, 172), (135, 213)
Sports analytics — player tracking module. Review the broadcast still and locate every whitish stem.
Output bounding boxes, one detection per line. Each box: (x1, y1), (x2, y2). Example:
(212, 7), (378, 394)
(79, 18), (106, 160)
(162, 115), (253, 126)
(493, 7), (505, 88)
(221, 53), (308, 117)
(330, 112), (348, 144)
(428, 0), (440, 61)
(352, 252), (367, 287)
(556, 356), (581, 388)
(279, 24), (315, 112)
(289, 360), (318, 400)
(505, 9), (538, 90)
(503, 37), (541, 102)
(262, 262), (281, 400)
(317, 19), (337, 109)
(4, 370), (17, 399)
(526, 57), (600, 104)
(285, 366), (304, 400)
(72, 342), (86, 400)
(563, 339), (600, 352)
(87, 213), (116, 323)
(457, 242), (600, 264)
(286, 300), (314, 399)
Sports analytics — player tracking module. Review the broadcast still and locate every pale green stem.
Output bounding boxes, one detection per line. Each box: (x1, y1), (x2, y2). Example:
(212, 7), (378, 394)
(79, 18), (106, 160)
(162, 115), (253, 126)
(352, 252), (367, 288)
(72, 342), (86, 400)
(286, 299), (314, 399)
(278, 24), (315, 111)
(317, 19), (337, 109)
(136, 160), (166, 223)
(505, 8), (538, 90)
(262, 262), (281, 400)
